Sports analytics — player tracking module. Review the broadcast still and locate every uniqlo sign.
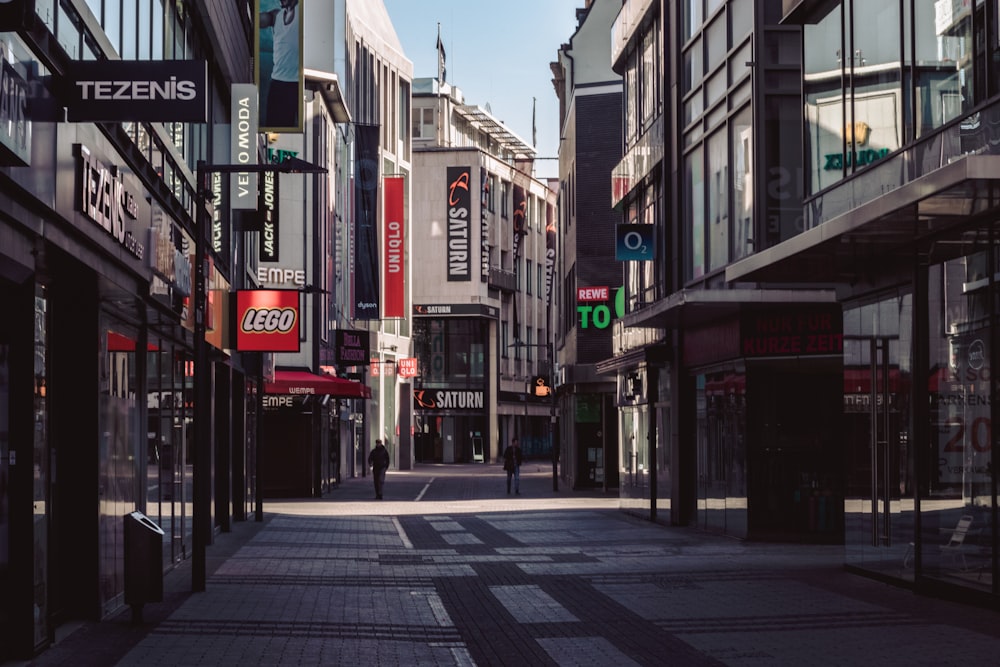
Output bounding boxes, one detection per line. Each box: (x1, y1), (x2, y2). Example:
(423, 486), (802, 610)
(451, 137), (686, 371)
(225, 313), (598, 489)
(398, 357), (418, 378)
(236, 290), (300, 352)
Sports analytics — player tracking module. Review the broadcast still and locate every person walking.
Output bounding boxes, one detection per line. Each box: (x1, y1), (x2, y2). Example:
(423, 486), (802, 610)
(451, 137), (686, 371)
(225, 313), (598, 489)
(368, 439), (390, 499)
(503, 437), (523, 495)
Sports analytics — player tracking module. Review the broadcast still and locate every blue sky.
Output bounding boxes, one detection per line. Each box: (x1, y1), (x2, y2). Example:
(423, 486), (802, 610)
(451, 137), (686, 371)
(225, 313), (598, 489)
(382, 0), (585, 181)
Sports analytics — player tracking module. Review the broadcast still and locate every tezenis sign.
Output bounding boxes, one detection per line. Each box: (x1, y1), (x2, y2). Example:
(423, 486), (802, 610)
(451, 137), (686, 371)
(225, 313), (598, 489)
(63, 60), (208, 123)
(74, 144), (144, 260)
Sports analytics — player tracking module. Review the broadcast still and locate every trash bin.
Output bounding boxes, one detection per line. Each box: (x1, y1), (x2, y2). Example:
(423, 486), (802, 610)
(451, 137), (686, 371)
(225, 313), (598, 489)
(124, 510), (164, 623)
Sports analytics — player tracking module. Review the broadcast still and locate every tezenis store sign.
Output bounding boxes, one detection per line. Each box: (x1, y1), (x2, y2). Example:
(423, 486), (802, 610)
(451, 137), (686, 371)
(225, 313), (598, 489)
(62, 60), (208, 123)
(74, 144), (144, 260)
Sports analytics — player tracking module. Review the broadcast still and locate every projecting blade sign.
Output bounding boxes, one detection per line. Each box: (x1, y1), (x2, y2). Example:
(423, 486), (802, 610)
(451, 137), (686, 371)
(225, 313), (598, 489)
(61, 60), (208, 123)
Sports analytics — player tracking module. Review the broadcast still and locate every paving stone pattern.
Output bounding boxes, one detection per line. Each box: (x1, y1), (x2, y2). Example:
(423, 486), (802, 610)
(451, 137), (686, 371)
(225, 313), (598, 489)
(14, 464), (1000, 666)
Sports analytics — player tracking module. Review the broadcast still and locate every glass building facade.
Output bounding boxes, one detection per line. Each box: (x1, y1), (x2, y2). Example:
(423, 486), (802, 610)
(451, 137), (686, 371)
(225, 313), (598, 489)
(727, 0), (1000, 604)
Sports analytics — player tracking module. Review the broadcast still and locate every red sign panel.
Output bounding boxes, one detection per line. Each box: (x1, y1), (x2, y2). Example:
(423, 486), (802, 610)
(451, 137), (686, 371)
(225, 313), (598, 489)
(235, 290), (300, 352)
(384, 176), (405, 317)
(577, 286), (609, 302)
(398, 357), (418, 378)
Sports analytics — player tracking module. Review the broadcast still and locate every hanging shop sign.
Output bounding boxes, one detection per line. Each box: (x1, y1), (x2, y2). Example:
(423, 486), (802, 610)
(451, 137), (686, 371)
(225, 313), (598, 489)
(398, 358), (419, 378)
(384, 175), (405, 318)
(354, 124), (380, 318)
(258, 169), (278, 262)
(447, 166), (472, 281)
(334, 329), (370, 367)
(230, 83), (258, 210)
(413, 388), (484, 410)
(577, 286), (624, 329)
(62, 59), (208, 122)
(235, 289), (300, 352)
(0, 55), (30, 166)
(616, 224), (655, 261)
(370, 359), (395, 377)
(74, 143), (145, 260)
(480, 168), (490, 282)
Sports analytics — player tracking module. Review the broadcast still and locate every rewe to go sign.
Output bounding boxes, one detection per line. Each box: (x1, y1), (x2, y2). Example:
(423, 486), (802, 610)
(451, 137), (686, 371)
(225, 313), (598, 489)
(577, 286), (625, 329)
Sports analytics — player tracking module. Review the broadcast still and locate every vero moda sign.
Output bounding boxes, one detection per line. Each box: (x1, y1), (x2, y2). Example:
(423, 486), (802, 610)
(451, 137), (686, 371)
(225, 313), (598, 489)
(62, 60), (208, 123)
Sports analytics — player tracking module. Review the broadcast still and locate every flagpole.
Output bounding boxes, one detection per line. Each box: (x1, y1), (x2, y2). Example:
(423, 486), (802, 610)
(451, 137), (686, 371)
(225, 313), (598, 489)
(437, 22), (443, 86)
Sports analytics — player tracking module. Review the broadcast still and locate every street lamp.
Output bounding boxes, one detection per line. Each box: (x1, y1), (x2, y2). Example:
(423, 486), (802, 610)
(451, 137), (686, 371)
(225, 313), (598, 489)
(507, 339), (558, 492)
(192, 156), (326, 592)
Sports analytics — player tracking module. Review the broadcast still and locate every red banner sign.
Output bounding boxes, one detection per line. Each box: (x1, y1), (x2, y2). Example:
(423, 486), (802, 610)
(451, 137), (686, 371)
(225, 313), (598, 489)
(235, 290), (300, 352)
(577, 286), (609, 302)
(384, 176), (405, 317)
(398, 357), (419, 378)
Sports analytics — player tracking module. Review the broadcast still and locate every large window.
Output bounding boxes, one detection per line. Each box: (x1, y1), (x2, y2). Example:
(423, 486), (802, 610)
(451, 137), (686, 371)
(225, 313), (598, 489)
(685, 146), (705, 281)
(707, 128), (728, 271)
(731, 105), (752, 261)
(412, 107), (435, 140)
(414, 319), (487, 386)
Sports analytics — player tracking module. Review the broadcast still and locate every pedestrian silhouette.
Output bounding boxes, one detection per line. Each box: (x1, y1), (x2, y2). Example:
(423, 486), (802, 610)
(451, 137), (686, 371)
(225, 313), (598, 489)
(503, 437), (523, 495)
(368, 439), (390, 499)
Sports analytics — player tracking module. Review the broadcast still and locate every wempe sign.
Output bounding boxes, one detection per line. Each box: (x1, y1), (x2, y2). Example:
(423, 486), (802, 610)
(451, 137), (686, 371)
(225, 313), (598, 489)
(63, 60), (208, 123)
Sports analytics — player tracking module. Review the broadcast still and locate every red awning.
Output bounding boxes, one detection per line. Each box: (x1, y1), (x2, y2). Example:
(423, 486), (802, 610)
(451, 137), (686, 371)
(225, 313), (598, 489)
(265, 370), (371, 398)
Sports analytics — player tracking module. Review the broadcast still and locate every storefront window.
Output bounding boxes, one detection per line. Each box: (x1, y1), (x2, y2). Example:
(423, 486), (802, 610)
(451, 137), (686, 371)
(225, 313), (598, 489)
(923, 253), (994, 590)
(32, 289), (48, 648)
(98, 325), (141, 612)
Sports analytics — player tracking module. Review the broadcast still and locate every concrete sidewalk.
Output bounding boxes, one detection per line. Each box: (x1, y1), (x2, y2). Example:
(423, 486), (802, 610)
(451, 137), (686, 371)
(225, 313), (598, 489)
(14, 464), (1000, 666)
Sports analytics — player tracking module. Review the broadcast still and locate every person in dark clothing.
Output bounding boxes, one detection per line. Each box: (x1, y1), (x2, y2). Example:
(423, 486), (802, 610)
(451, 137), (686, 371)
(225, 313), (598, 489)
(368, 439), (390, 499)
(502, 437), (523, 495)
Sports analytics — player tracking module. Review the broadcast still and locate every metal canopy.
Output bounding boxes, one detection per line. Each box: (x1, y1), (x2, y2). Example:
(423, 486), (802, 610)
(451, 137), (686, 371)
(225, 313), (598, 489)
(619, 288), (838, 331)
(454, 104), (535, 158)
(726, 155), (1000, 285)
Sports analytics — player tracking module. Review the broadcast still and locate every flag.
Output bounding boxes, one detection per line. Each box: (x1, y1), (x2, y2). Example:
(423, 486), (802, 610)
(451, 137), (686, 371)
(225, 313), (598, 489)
(436, 24), (446, 84)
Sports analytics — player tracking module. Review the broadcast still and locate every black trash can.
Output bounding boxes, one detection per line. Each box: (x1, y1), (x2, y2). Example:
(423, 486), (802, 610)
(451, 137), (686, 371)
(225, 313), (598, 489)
(124, 510), (164, 622)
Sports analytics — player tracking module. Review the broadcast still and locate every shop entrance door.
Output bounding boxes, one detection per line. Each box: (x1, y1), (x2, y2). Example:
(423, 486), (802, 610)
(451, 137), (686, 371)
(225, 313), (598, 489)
(844, 296), (913, 575)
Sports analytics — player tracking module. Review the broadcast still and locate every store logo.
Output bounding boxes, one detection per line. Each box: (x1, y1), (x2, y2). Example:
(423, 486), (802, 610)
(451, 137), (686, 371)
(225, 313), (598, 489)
(235, 290), (300, 352)
(64, 60), (207, 123)
(74, 77), (197, 101)
(414, 389), (484, 410)
(447, 167), (471, 281)
(240, 307), (297, 334)
(75, 144), (144, 260)
(844, 121), (871, 146)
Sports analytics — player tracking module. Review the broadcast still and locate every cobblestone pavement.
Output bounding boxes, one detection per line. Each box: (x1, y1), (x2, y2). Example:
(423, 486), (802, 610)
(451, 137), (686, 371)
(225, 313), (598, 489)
(13, 463), (1000, 666)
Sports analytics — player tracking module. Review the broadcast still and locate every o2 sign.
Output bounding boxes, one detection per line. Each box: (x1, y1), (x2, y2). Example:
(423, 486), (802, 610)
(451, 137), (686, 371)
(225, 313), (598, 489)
(616, 224), (655, 261)
(577, 286), (625, 329)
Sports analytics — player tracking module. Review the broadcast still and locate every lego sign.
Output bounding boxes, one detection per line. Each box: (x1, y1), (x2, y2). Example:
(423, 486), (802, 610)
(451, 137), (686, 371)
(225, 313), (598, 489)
(235, 289), (300, 352)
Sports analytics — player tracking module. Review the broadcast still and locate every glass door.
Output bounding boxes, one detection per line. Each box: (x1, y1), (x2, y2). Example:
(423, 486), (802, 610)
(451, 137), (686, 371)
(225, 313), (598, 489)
(844, 294), (914, 577)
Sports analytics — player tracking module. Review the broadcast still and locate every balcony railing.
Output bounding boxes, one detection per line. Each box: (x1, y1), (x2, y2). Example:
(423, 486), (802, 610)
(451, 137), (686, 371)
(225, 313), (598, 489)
(488, 267), (517, 292)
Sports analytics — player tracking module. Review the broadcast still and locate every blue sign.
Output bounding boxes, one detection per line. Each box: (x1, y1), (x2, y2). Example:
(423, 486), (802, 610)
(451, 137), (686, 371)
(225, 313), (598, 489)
(616, 224), (655, 261)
